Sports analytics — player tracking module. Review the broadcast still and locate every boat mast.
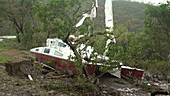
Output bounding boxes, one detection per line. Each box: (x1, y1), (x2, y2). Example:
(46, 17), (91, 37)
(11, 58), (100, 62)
(104, 0), (116, 56)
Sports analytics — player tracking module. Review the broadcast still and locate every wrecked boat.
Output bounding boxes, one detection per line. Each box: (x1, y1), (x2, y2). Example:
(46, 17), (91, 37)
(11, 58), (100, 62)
(30, 38), (100, 76)
(30, 38), (144, 79)
(30, 0), (144, 79)
(121, 66), (144, 80)
(30, 0), (115, 76)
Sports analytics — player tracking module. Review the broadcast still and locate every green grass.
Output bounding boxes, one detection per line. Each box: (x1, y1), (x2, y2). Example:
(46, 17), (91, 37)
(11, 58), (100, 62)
(0, 56), (11, 64)
(0, 38), (17, 63)
(0, 38), (17, 49)
(3, 38), (17, 42)
(0, 42), (12, 49)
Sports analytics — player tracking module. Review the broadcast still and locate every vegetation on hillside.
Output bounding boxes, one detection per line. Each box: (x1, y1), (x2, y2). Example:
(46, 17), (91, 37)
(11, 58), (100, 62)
(107, 1), (170, 75)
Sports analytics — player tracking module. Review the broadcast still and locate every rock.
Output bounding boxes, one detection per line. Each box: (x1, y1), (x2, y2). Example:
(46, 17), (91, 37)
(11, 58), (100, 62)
(103, 90), (107, 94)
(47, 90), (55, 95)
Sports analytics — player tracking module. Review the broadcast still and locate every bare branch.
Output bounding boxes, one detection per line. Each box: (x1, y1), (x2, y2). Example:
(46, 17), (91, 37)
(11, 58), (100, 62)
(73, 5), (81, 17)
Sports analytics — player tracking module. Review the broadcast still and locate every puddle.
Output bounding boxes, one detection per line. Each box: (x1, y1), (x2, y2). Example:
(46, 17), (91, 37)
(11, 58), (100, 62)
(153, 82), (170, 90)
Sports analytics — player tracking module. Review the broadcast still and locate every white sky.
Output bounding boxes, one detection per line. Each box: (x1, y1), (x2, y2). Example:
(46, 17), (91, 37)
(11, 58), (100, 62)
(131, 0), (169, 5)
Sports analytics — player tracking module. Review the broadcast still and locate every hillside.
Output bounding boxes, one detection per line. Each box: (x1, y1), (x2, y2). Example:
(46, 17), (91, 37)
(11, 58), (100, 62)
(94, 0), (147, 32)
(0, 0), (147, 35)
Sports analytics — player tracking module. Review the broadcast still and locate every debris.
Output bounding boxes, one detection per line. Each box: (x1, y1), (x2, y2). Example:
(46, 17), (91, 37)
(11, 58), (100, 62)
(50, 75), (73, 79)
(121, 66), (144, 80)
(147, 83), (151, 86)
(103, 90), (108, 94)
(28, 74), (33, 81)
(34, 61), (55, 71)
(142, 81), (148, 85)
(117, 88), (140, 93)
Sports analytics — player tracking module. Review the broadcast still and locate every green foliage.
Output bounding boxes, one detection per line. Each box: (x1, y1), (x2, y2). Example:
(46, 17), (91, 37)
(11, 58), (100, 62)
(0, 42), (12, 49)
(113, 0), (146, 32)
(139, 2), (170, 74)
(0, 0), (40, 48)
(107, 2), (170, 75)
(32, 32), (47, 47)
(0, 38), (17, 49)
(34, 0), (83, 39)
(144, 2), (170, 61)
(19, 34), (33, 49)
(143, 61), (170, 75)
(33, 63), (43, 71)
(93, 35), (106, 55)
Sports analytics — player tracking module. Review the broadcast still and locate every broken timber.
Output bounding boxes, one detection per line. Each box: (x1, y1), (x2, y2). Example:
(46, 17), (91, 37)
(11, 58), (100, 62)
(34, 61), (55, 71)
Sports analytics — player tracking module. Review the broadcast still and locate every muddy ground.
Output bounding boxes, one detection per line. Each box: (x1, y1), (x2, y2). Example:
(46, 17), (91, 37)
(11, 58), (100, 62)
(0, 49), (169, 96)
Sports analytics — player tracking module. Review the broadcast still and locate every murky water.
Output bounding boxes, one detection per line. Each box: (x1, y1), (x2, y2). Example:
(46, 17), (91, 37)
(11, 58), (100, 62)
(153, 82), (170, 90)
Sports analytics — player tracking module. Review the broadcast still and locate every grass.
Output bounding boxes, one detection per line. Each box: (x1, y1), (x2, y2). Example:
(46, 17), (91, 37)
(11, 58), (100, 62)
(0, 38), (18, 49)
(0, 56), (11, 64)
(0, 42), (12, 64)
(0, 42), (12, 49)
(0, 38), (15, 63)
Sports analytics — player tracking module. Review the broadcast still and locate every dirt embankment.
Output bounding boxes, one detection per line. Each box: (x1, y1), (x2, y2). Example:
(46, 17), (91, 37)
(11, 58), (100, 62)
(0, 49), (49, 95)
(1, 49), (40, 79)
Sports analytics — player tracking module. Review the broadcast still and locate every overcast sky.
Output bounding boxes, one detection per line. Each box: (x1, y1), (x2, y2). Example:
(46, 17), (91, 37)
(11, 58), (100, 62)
(131, 0), (169, 5)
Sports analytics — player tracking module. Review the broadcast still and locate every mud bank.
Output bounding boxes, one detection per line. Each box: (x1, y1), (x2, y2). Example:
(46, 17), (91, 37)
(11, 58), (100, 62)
(1, 49), (41, 79)
(5, 59), (41, 79)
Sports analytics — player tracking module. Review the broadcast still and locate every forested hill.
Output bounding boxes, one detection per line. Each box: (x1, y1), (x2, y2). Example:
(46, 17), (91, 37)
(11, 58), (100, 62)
(0, 0), (147, 35)
(95, 0), (147, 33)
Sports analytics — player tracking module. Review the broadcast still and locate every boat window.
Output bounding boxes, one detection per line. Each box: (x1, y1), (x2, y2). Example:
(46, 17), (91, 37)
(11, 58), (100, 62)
(35, 49), (39, 51)
(51, 41), (55, 47)
(58, 42), (66, 47)
(54, 50), (63, 57)
(44, 48), (50, 54)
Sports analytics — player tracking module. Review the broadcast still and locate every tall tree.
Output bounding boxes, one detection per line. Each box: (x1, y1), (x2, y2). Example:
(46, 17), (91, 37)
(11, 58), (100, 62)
(144, 1), (170, 61)
(0, 0), (37, 42)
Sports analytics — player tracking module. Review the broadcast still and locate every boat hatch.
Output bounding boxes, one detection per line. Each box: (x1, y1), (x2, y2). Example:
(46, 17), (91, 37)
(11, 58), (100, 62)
(58, 42), (66, 47)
